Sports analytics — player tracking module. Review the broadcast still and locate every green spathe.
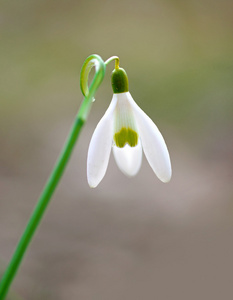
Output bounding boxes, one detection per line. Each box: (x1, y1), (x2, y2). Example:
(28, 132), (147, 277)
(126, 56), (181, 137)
(111, 68), (129, 93)
(114, 127), (138, 148)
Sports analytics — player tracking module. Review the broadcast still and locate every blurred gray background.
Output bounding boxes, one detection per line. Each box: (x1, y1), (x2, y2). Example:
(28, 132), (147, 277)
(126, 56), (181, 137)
(1, 0), (233, 299)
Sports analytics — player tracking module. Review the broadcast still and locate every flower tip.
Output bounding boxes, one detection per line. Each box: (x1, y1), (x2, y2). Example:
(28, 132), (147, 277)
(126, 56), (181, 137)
(87, 178), (98, 188)
(89, 185), (97, 189)
(160, 168), (172, 183)
(161, 177), (171, 183)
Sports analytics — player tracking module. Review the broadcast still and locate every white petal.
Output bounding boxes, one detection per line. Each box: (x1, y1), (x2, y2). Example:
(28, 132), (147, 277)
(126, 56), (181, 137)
(113, 140), (142, 177)
(127, 92), (172, 182)
(87, 97), (117, 187)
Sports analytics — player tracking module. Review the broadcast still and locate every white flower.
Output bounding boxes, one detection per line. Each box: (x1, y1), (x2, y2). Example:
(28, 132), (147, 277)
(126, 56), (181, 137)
(87, 67), (172, 188)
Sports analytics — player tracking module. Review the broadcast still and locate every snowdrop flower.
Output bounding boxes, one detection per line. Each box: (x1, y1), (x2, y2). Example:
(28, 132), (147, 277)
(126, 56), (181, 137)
(87, 67), (172, 187)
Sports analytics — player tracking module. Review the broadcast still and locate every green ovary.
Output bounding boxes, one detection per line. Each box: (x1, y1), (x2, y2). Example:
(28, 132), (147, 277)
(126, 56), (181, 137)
(114, 127), (138, 148)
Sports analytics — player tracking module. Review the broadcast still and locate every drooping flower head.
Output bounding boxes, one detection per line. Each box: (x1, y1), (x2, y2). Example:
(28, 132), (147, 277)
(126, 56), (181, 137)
(87, 64), (172, 187)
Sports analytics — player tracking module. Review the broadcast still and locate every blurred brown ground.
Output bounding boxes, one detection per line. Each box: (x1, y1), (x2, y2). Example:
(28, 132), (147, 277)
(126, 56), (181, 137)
(1, 0), (233, 299)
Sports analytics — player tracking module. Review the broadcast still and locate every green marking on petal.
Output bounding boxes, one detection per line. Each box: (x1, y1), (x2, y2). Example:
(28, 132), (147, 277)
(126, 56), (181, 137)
(114, 127), (138, 148)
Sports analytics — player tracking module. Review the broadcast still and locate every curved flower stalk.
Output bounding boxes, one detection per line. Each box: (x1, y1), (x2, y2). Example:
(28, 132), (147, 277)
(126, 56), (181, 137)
(87, 67), (172, 187)
(0, 54), (106, 300)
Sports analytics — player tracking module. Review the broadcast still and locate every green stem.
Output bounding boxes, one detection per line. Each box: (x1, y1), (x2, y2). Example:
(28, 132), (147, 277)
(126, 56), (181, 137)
(104, 56), (119, 69)
(0, 54), (106, 300)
